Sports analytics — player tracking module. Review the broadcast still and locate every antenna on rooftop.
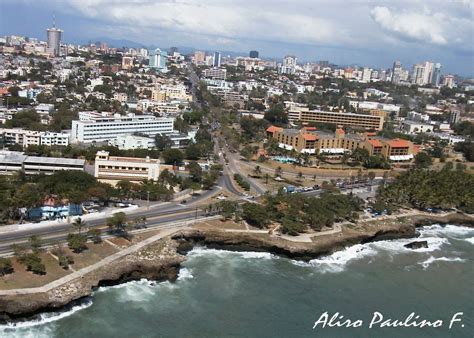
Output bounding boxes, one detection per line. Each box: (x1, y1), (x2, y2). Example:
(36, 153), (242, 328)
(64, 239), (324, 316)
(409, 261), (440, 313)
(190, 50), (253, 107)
(53, 13), (56, 28)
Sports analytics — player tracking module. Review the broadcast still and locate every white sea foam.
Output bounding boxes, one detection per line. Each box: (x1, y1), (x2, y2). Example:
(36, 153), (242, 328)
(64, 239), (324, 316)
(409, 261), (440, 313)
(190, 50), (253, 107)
(188, 247), (276, 260)
(419, 256), (466, 269)
(370, 236), (450, 253)
(465, 237), (474, 244)
(419, 224), (474, 239)
(0, 299), (93, 331)
(177, 268), (194, 281)
(289, 227), (460, 272)
(300, 244), (378, 273)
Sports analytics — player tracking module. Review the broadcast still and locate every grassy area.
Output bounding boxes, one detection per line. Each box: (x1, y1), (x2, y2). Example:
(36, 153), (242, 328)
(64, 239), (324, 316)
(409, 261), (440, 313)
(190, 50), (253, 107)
(193, 219), (247, 230)
(65, 241), (119, 270)
(0, 253), (71, 290)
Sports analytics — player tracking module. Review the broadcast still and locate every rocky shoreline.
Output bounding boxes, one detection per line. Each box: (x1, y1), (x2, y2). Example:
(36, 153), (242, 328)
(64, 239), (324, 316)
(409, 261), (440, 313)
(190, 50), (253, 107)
(0, 238), (185, 321)
(0, 212), (472, 322)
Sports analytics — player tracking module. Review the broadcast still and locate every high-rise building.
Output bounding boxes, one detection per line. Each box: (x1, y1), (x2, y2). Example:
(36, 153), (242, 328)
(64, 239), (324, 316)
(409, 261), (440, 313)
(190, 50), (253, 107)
(249, 50), (259, 58)
(169, 47), (178, 56)
(443, 75), (455, 88)
(431, 63), (442, 86)
(412, 63), (426, 85)
(280, 55), (297, 74)
(148, 48), (168, 72)
(391, 61), (403, 84)
(411, 61), (442, 86)
(193, 51), (206, 64)
(362, 67), (372, 82)
(449, 110), (461, 125)
(213, 52), (221, 67)
(122, 56), (134, 70)
(46, 18), (63, 57)
(319, 61), (329, 68)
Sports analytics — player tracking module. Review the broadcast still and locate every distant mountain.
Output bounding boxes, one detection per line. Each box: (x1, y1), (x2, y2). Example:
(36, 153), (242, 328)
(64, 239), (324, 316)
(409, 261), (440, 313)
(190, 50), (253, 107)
(83, 36), (149, 49)
(78, 37), (263, 59)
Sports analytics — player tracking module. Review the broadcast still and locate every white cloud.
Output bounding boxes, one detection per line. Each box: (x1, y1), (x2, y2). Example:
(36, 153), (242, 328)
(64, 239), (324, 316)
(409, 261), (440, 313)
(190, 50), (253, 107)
(370, 5), (472, 47)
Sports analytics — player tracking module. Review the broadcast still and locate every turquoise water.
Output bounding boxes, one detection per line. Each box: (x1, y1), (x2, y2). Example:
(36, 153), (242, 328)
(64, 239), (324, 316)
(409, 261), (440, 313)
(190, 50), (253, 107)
(2, 224), (473, 338)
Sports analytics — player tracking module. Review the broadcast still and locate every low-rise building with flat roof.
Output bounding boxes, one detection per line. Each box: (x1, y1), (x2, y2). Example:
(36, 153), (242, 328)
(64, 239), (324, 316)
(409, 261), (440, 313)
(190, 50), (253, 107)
(94, 150), (170, 183)
(0, 151), (85, 175)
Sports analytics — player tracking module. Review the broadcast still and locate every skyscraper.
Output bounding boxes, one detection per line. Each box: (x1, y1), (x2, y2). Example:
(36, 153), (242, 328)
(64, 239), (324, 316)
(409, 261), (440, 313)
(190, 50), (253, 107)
(46, 17), (63, 57)
(148, 48), (168, 72)
(280, 55), (297, 74)
(430, 63), (442, 86)
(249, 50), (259, 58)
(213, 52), (221, 67)
(391, 61), (403, 84)
(411, 61), (442, 86)
(193, 51), (205, 64)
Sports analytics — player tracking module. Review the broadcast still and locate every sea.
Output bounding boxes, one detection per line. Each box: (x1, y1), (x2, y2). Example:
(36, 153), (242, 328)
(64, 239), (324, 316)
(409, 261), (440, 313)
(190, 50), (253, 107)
(1, 224), (473, 338)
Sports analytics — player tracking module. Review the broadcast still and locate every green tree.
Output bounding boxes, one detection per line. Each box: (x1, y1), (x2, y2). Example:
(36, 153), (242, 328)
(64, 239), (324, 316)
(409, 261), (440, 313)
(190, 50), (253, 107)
(414, 152), (433, 169)
(187, 161), (203, 182)
(154, 134), (173, 151)
(72, 217), (87, 234)
(0, 257), (13, 276)
(107, 212), (128, 234)
(29, 235), (42, 254)
(162, 148), (184, 165)
(242, 202), (269, 228)
(67, 233), (88, 253)
(87, 228), (102, 244)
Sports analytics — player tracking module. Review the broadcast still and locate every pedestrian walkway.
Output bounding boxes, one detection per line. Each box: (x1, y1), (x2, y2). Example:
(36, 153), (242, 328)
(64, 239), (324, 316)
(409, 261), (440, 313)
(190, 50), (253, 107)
(0, 225), (189, 296)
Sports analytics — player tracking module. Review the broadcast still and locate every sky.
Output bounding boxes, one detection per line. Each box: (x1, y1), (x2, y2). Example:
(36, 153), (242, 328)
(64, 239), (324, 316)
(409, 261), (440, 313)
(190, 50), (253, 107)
(0, 0), (473, 76)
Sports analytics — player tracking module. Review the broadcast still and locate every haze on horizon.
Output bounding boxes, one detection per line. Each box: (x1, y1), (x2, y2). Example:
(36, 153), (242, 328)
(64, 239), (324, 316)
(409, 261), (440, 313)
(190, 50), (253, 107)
(0, 0), (473, 76)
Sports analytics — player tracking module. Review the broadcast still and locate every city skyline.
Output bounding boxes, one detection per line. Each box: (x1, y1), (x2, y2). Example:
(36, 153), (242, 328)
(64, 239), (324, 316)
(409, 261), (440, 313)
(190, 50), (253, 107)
(0, 0), (473, 76)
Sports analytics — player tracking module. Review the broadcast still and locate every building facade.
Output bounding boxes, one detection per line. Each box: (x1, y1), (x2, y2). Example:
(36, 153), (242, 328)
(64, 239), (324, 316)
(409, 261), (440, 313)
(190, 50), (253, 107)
(94, 150), (162, 183)
(0, 151), (84, 175)
(71, 114), (174, 143)
(1, 128), (70, 148)
(267, 127), (414, 161)
(288, 109), (384, 131)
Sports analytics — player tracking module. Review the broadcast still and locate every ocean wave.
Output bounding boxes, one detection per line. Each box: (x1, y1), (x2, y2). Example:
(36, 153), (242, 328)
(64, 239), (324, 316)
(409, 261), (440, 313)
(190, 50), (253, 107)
(419, 256), (466, 269)
(418, 224), (474, 239)
(370, 236), (450, 253)
(465, 237), (474, 244)
(0, 299), (93, 331)
(188, 247), (276, 260)
(177, 268), (194, 281)
(94, 278), (156, 293)
(295, 244), (378, 273)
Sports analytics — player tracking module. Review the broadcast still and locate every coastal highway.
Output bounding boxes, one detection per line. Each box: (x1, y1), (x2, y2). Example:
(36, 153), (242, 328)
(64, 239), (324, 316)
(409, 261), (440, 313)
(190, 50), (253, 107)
(0, 206), (210, 255)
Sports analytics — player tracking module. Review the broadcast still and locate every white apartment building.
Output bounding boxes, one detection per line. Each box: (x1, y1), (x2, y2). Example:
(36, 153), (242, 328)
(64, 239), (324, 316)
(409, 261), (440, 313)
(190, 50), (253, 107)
(113, 92), (128, 103)
(401, 120), (433, 134)
(40, 132), (70, 146)
(160, 84), (191, 101)
(203, 68), (227, 80)
(1, 128), (70, 147)
(71, 113), (174, 143)
(109, 134), (156, 150)
(94, 150), (162, 182)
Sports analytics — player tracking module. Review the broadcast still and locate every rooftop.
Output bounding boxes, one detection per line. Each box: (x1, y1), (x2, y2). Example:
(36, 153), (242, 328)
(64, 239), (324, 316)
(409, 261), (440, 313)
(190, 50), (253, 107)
(386, 139), (411, 148)
(24, 156), (85, 166)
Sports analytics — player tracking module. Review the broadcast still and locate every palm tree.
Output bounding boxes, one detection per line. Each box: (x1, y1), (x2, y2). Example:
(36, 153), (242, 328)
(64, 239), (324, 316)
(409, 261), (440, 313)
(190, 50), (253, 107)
(275, 166), (283, 177)
(72, 217), (86, 234)
(253, 165), (262, 176)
